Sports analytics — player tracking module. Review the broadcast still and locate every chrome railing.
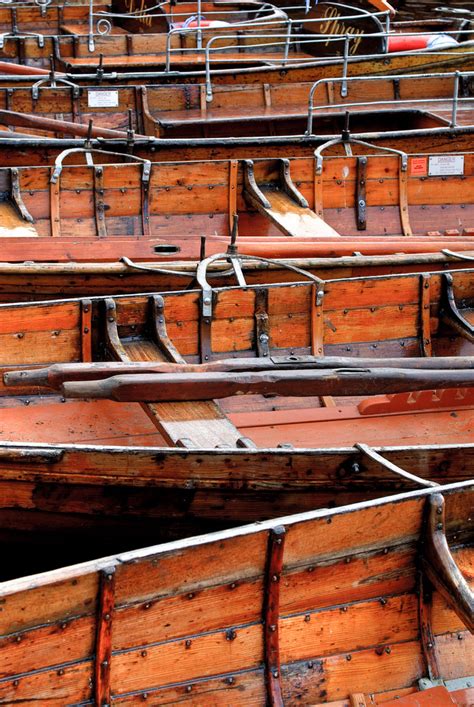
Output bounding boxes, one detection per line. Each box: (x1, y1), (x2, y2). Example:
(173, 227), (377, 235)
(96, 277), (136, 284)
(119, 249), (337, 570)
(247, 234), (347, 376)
(305, 70), (474, 134)
(203, 26), (472, 101)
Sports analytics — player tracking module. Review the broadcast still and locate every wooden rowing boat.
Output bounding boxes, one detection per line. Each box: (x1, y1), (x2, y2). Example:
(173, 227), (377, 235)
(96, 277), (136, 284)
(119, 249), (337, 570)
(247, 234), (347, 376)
(0, 1), (472, 77)
(1, 146), (474, 260)
(0, 480), (471, 704)
(0, 70), (472, 144)
(3, 266), (474, 450)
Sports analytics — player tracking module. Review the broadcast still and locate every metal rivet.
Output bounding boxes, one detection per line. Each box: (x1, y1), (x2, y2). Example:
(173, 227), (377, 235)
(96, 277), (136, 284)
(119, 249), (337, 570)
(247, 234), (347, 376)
(186, 686), (192, 693)
(308, 661), (314, 669)
(141, 650), (147, 657)
(304, 614), (311, 622)
(385, 646), (391, 654)
(185, 639), (192, 648)
(270, 625), (276, 632)
(273, 670), (279, 678)
(188, 593), (194, 599)
(227, 677), (234, 684)
(346, 654), (352, 661)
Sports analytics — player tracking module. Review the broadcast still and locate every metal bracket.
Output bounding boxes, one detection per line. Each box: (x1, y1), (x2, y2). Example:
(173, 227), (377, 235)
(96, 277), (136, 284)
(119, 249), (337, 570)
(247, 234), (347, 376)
(199, 289), (213, 363)
(93, 166), (107, 239)
(421, 493), (474, 632)
(104, 298), (129, 362)
(255, 288), (270, 358)
(264, 526), (285, 707)
(279, 158), (308, 208)
(440, 272), (474, 342)
(356, 156), (367, 231)
(243, 159), (271, 210)
(141, 160), (151, 236)
(151, 295), (186, 364)
(10, 168), (34, 223)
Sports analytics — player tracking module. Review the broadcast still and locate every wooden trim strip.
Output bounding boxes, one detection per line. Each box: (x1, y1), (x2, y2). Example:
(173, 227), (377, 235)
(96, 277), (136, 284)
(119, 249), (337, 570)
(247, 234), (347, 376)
(228, 160), (238, 236)
(417, 570), (440, 680)
(95, 566), (116, 707)
(420, 274), (432, 357)
(264, 525), (286, 707)
(139, 86), (159, 137)
(49, 165), (61, 237)
(314, 158), (324, 218)
(81, 298), (92, 362)
(399, 164), (413, 237)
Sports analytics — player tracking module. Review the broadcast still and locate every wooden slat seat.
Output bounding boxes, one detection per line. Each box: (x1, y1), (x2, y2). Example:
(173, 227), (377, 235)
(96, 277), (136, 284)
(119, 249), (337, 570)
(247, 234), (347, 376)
(60, 22), (128, 35)
(62, 51), (312, 68)
(157, 104), (308, 129)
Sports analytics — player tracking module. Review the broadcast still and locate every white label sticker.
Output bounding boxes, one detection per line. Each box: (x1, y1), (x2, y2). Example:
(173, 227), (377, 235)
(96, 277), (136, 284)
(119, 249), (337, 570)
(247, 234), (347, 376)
(428, 155), (464, 177)
(87, 90), (119, 108)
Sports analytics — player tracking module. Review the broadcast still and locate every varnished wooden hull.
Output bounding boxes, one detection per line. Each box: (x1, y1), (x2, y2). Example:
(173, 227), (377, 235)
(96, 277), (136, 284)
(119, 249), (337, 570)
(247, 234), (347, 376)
(0, 72), (472, 141)
(0, 481), (471, 704)
(1, 269), (474, 451)
(0, 151), (474, 260)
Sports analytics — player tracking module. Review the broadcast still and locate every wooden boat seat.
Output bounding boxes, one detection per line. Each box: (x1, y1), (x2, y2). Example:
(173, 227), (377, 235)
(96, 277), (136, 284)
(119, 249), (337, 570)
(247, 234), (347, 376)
(0, 203), (38, 238)
(244, 159), (341, 238)
(104, 297), (242, 448)
(62, 51), (312, 68)
(157, 105), (307, 129)
(60, 22), (128, 35)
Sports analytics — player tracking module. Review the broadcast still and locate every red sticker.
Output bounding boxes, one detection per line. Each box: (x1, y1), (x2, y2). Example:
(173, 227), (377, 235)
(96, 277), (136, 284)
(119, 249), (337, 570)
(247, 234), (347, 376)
(410, 157), (428, 176)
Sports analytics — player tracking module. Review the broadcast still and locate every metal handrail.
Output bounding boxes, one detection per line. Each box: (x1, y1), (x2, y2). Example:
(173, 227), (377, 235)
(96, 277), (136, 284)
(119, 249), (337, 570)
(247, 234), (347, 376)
(305, 70), (474, 134)
(203, 26), (473, 101)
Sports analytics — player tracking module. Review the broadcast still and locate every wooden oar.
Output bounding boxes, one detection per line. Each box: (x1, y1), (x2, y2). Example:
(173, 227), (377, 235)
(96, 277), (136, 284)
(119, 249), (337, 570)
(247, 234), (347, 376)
(0, 110), (146, 140)
(61, 367), (474, 403)
(6, 355), (474, 389)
